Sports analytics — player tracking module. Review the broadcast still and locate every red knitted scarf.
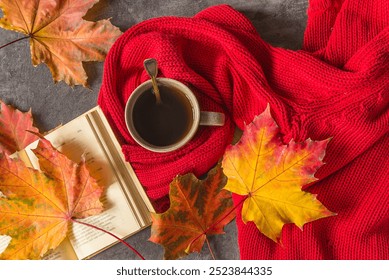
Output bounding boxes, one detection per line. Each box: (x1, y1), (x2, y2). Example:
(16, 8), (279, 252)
(98, 1), (389, 259)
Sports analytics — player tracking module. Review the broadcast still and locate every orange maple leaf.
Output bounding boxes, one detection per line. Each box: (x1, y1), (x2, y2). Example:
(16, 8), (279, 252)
(0, 138), (104, 259)
(222, 105), (336, 243)
(0, 0), (122, 87)
(0, 100), (39, 154)
(149, 163), (235, 260)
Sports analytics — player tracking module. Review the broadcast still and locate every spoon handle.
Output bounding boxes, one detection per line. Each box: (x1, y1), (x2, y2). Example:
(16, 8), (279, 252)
(143, 58), (162, 104)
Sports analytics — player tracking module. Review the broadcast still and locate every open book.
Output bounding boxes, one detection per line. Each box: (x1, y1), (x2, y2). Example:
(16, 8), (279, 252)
(0, 106), (154, 260)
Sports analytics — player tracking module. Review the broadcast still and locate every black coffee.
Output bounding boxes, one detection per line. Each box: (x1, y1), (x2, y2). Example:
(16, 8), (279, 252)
(132, 84), (194, 147)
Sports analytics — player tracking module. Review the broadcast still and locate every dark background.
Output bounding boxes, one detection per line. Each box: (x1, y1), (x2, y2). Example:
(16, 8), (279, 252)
(0, 0), (308, 260)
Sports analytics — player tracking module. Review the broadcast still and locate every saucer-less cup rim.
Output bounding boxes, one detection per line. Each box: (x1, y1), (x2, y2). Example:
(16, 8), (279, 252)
(125, 78), (201, 153)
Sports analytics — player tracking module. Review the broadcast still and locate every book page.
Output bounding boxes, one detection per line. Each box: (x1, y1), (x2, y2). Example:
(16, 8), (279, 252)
(88, 109), (154, 223)
(0, 234), (78, 260)
(0, 235), (11, 255)
(43, 238), (78, 260)
(23, 111), (141, 260)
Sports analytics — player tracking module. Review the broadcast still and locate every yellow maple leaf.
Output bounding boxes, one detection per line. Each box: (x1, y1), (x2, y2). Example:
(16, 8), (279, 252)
(0, 138), (104, 259)
(0, 0), (122, 87)
(222, 105), (335, 242)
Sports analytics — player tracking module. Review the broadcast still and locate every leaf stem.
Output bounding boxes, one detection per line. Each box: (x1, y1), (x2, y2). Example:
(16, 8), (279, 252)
(71, 219), (145, 260)
(205, 238), (215, 260)
(0, 36), (29, 50)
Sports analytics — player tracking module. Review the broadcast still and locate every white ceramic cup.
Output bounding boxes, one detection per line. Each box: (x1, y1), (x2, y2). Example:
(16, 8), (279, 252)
(125, 78), (225, 153)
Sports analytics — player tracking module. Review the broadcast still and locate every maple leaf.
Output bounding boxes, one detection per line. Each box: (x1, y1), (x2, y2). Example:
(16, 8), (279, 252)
(0, 137), (104, 259)
(222, 105), (335, 243)
(0, 0), (122, 87)
(0, 100), (39, 154)
(149, 163), (235, 260)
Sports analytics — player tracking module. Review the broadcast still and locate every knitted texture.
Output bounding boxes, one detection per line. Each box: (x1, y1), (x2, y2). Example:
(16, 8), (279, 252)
(98, 1), (389, 259)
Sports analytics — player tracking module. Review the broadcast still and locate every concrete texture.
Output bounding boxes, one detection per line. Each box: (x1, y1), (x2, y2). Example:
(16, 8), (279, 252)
(0, 0), (308, 260)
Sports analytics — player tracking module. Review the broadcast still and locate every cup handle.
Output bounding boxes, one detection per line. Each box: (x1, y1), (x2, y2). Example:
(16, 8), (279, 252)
(199, 111), (225, 126)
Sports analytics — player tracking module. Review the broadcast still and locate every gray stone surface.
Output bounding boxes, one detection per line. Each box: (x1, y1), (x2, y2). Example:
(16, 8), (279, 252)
(0, 0), (307, 260)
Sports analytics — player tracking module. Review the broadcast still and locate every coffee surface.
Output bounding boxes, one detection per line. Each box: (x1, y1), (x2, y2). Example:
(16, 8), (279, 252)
(132, 85), (193, 146)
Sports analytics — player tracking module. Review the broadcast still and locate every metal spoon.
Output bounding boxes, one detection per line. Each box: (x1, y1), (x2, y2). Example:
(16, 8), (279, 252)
(143, 58), (162, 105)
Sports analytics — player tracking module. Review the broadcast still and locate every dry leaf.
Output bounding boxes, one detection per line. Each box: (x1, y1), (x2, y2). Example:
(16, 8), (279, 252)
(0, 100), (39, 154)
(222, 105), (335, 243)
(0, 138), (103, 259)
(0, 0), (122, 87)
(149, 163), (235, 260)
